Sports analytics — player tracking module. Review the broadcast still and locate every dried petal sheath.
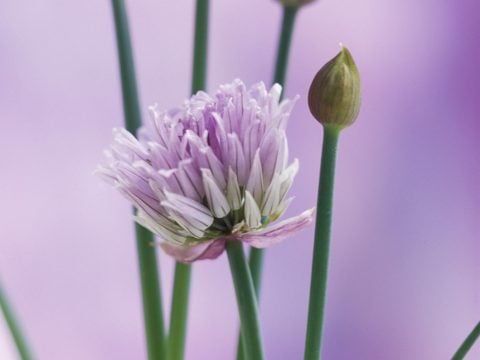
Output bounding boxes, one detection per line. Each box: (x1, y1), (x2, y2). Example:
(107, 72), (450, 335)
(98, 80), (313, 262)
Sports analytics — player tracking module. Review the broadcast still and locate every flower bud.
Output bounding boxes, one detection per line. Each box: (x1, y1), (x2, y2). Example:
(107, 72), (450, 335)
(275, 0), (316, 7)
(308, 46), (361, 129)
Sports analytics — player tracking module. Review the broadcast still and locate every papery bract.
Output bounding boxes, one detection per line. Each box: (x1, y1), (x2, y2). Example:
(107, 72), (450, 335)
(98, 80), (313, 262)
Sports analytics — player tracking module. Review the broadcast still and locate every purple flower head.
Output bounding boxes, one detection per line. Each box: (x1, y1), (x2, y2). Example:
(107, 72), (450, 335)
(98, 79), (314, 263)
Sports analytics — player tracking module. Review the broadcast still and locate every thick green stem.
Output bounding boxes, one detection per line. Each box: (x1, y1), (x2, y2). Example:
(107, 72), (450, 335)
(273, 6), (298, 87)
(167, 1), (209, 359)
(166, 263), (192, 360)
(236, 6), (298, 360)
(304, 125), (341, 360)
(0, 282), (33, 360)
(452, 321), (480, 360)
(111, 1), (166, 359)
(227, 241), (265, 360)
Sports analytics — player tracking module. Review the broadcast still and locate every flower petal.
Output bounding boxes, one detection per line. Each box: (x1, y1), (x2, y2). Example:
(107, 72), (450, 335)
(261, 173), (281, 216)
(238, 208), (315, 248)
(160, 239), (226, 263)
(163, 191), (213, 228)
(227, 133), (248, 184)
(202, 169), (231, 218)
(245, 150), (263, 204)
(226, 168), (242, 210)
(244, 190), (262, 229)
(134, 210), (187, 245)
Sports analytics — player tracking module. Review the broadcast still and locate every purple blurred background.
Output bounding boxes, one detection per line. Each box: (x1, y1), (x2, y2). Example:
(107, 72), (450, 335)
(1, 0), (479, 359)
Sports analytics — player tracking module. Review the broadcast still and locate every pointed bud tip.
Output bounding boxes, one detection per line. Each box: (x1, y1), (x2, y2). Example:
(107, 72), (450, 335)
(308, 46), (361, 129)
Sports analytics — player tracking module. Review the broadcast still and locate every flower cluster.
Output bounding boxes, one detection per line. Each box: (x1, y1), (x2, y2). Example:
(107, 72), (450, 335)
(98, 80), (313, 262)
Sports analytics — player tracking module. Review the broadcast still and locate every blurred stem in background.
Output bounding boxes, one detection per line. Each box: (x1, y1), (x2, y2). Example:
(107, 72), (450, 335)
(111, 1), (166, 359)
(451, 321), (480, 360)
(236, 5), (298, 360)
(273, 6), (299, 89)
(166, 1), (209, 360)
(0, 281), (33, 360)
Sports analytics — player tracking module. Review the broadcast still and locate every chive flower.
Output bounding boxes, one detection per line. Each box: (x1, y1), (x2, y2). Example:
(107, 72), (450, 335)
(98, 80), (313, 262)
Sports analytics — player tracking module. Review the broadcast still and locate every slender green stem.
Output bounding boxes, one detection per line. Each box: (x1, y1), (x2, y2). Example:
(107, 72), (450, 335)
(452, 321), (480, 360)
(135, 225), (166, 360)
(304, 125), (341, 360)
(273, 6), (298, 87)
(111, 0), (141, 134)
(191, 0), (209, 94)
(0, 282), (33, 360)
(167, 1), (209, 359)
(236, 248), (264, 360)
(236, 6), (298, 360)
(111, 1), (166, 359)
(227, 241), (265, 360)
(166, 264), (192, 360)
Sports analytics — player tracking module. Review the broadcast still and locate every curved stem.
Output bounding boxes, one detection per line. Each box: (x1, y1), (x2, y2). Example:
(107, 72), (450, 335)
(304, 125), (340, 360)
(167, 1), (209, 359)
(227, 241), (265, 360)
(452, 321), (480, 360)
(166, 264), (192, 360)
(111, 1), (166, 359)
(0, 282), (33, 360)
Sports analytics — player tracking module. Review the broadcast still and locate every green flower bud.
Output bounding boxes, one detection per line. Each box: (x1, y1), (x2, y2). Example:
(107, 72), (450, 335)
(275, 0), (316, 8)
(308, 46), (361, 129)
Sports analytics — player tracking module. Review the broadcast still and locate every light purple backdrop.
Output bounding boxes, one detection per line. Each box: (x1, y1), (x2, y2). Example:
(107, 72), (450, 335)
(1, 0), (479, 359)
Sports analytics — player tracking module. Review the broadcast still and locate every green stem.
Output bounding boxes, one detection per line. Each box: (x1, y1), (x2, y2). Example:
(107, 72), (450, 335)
(304, 125), (341, 360)
(452, 321), (480, 360)
(135, 225), (166, 359)
(111, 1), (166, 359)
(191, 0), (209, 94)
(227, 241), (265, 360)
(273, 6), (299, 87)
(236, 248), (264, 360)
(167, 1), (209, 359)
(111, 0), (141, 134)
(166, 263), (192, 360)
(236, 6), (298, 360)
(0, 282), (33, 360)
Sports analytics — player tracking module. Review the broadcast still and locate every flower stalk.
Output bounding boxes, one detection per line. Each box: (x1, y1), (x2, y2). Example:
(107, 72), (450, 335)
(0, 281), (33, 360)
(273, 6), (299, 88)
(227, 241), (265, 360)
(191, 0), (209, 94)
(451, 321), (480, 360)
(304, 124), (340, 360)
(167, 1), (209, 359)
(304, 46), (361, 359)
(111, 1), (166, 359)
(166, 264), (192, 360)
(237, 5), (298, 360)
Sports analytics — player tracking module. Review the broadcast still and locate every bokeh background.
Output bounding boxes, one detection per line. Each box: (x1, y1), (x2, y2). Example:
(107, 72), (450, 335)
(1, 0), (479, 359)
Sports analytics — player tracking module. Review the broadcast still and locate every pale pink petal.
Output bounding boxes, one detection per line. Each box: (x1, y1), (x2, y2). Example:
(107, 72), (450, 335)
(238, 208), (315, 248)
(160, 239), (226, 263)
